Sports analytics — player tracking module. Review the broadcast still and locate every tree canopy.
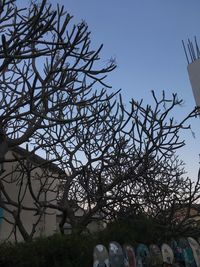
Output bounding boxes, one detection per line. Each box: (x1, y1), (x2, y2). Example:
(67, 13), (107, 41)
(0, 0), (199, 241)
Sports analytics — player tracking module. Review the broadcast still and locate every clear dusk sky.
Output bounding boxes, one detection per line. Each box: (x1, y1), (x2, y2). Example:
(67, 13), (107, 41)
(32, 0), (200, 179)
(55, 0), (200, 179)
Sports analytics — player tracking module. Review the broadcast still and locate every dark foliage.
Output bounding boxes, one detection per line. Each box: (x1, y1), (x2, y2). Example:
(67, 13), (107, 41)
(1, 214), (200, 267)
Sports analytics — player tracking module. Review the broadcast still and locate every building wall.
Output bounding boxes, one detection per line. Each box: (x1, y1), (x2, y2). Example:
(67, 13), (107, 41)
(87, 220), (105, 233)
(0, 148), (105, 241)
(188, 58), (200, 107)
(0, 150), (58, 242)
(173, 206), (200, 226)
(56, 208), (106, 235)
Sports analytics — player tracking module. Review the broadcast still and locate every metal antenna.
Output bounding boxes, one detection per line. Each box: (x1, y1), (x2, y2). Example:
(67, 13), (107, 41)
(182, 40), (189, 64)
(190, 39), (196, 61)
(195, 36), (200, 59)
(182, 37), (200, 64)
(187, 42), (193, 62)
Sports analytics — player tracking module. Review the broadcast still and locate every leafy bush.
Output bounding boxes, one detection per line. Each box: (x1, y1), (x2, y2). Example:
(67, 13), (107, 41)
(0, 214), (194, 266)
(0, 234), (96, 267)
(97, 214), (171, 246)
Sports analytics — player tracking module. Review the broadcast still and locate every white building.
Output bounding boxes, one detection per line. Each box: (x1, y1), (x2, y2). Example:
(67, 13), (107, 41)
(183, 39), (200, 107)
(0, 146), (105, 242)
(0, 146), (60, 242)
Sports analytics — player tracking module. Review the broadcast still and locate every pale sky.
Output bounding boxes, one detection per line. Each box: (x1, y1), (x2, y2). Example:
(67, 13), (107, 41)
(54, 0), (200, 179)
(22, 0), (200, 179)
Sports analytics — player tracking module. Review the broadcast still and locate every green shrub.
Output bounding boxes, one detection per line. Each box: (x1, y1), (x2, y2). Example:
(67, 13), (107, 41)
(0, 234), (96, 267)
(0, 214), (193, 266)
(97, 214), (170, 246)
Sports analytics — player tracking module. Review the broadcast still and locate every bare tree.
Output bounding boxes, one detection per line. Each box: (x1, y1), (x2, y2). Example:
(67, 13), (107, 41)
(103, 93), (200, 237)
(0, 0), (116, 241)
(46, 91), (199, 234)
(0, 0), (116, 154)
(0, 0), (199, 241)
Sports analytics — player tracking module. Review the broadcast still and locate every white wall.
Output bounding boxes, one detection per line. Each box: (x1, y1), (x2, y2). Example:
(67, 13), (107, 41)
(0, 150), (58, 242)
(188, 58), (200, 107)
